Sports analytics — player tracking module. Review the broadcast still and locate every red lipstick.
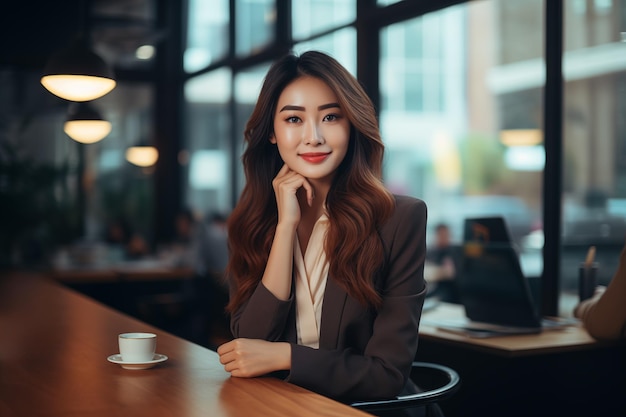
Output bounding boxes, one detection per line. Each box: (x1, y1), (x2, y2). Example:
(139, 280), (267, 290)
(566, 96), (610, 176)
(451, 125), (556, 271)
(299, 152), (330, 163)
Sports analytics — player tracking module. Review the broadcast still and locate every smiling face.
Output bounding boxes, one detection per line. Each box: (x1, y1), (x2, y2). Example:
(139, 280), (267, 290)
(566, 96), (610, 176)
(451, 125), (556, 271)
(271, 76), (351, 185)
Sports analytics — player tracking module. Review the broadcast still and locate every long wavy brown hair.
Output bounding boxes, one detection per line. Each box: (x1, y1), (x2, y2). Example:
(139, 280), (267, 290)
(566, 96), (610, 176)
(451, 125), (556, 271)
(226, 50), (395, 312)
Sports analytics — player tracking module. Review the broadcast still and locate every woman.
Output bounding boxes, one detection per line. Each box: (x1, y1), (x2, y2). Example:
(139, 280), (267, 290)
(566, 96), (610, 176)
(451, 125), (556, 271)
(217, 51), (428, 403)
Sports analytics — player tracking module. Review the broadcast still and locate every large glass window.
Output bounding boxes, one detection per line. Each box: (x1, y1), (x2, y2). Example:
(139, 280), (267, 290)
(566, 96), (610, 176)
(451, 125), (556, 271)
(293, 27), (357, 75)
(235, 0), (276, 56)
(561, 0), (626, 312)
(291, 0), (355, 41)
(381, 15), (447, 113)
(380, 0), (545, 303)
(184, 69), (232, 217)
(185, 0), (230, 72)
(234, 64), (272, 197)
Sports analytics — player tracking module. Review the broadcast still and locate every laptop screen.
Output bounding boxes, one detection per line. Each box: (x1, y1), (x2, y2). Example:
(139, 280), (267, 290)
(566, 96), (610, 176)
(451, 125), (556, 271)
(463, 217), (513, 244)
(457, 243), (541, 328)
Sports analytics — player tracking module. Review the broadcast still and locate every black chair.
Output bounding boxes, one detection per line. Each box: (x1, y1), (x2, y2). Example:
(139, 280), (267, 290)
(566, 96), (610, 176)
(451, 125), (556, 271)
(351, 362), (461, 416)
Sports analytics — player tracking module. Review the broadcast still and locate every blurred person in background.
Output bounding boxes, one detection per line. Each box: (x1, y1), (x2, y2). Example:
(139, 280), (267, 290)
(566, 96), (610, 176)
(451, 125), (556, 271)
(198, 211), (231, 347)
(168, 208), (229, 276)
(158, 207), (204, 269)
(425, 223), (461, 304)
(200, 212), (229, 277)
(104, 216), (149, 261)
(166, 208), (231, 347)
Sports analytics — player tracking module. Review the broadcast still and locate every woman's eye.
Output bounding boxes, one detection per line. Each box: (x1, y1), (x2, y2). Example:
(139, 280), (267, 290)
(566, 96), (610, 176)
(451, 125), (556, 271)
(286, 116), (301, 123)
(323, 114), (340, 122)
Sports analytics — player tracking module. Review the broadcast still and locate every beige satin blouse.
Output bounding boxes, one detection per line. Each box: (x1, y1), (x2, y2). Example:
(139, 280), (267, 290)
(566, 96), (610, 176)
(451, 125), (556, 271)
(293, 214), (329, 349)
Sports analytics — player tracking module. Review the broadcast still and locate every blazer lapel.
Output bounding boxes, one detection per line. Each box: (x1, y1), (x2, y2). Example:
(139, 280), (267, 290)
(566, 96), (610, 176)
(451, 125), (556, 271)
(319, 276), (347, 348)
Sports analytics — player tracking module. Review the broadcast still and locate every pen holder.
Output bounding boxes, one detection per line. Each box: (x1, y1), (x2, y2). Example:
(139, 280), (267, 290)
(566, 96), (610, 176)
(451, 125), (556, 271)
(578, 262), (598, 302)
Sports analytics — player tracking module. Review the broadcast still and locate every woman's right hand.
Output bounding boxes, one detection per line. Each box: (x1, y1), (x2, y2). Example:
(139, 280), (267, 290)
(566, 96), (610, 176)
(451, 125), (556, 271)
(272, 164), (314, 227)
(217, 338), (291, 377)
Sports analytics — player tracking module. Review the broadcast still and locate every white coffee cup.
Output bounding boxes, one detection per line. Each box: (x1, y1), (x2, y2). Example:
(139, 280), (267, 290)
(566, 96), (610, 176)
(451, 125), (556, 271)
(118, 332), (157, 363)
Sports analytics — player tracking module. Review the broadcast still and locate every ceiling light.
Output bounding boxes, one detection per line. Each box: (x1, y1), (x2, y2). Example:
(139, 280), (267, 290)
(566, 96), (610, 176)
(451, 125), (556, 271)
(126, 145), (159, 167)
(41, 38), (116, 102)
(63, 102), (112, 144)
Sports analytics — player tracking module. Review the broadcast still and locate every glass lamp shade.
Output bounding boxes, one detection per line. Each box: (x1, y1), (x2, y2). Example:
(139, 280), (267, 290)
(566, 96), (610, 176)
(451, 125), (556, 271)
(64, 120), (112, 143)
(63, 102), (112, 144)
(41, 38), (116, 102)
(126, 146), (159, 167)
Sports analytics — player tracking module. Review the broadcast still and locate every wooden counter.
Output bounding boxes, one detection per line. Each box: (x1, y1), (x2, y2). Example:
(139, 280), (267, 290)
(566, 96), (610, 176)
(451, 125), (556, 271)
(0, 272), (369, 417)
(419, 302), (609, 357)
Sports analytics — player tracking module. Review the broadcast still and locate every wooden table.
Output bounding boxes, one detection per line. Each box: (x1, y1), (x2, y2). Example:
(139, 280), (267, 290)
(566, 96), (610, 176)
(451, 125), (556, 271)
(48, 261), (196, 283)
(419, 302), (606, 357)
(417, 302), (626, 417)
(0, 272), (369, 417)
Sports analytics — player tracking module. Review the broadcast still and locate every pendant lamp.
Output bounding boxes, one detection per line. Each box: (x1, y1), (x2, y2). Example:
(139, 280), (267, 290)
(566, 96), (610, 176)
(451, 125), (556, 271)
(41, 37), (116, 102)
(63, 102), (112, 144)
(126, 143), (159, 167)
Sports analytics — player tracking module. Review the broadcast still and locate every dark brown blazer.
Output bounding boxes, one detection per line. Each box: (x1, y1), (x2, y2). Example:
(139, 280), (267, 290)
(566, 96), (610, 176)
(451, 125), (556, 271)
(229, 195), (427, 402)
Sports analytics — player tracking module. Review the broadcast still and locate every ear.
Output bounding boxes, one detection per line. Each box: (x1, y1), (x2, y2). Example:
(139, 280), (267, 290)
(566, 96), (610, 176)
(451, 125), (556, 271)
(269, 133), (277, 144)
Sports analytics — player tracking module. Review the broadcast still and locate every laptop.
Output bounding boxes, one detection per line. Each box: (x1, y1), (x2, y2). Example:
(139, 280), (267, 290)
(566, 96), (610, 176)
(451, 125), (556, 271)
(424, 217), (574, 337)
(463, 216), (513, 244)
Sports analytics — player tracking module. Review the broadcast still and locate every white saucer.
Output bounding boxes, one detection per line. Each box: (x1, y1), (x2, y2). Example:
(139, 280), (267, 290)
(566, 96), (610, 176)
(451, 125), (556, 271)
(107, 353), (168, 370)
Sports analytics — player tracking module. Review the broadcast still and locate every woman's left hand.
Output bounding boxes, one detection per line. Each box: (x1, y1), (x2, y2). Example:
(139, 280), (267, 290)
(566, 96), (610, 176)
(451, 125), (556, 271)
(217, 338), (291, 377)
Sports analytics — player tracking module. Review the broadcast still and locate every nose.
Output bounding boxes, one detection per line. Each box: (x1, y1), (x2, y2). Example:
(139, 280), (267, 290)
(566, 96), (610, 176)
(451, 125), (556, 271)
(303, 120), (324, 145)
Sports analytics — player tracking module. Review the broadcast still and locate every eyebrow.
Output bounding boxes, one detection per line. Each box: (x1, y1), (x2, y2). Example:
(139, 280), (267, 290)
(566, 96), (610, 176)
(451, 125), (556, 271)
(278, 102), (341, 112)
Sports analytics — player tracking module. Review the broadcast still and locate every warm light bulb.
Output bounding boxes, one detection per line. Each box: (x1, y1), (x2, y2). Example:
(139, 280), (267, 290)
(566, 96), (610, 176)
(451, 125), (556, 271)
(41, 74), (116, 102)
(64, 120), (112, 144)
(499, 129), (543, 147)
(126, 146), (159, 167)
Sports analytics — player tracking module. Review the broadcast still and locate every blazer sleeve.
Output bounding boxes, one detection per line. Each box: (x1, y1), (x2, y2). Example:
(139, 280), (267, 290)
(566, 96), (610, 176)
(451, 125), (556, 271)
(288, 196), (428, 402)
(229, 279), (294, 340)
